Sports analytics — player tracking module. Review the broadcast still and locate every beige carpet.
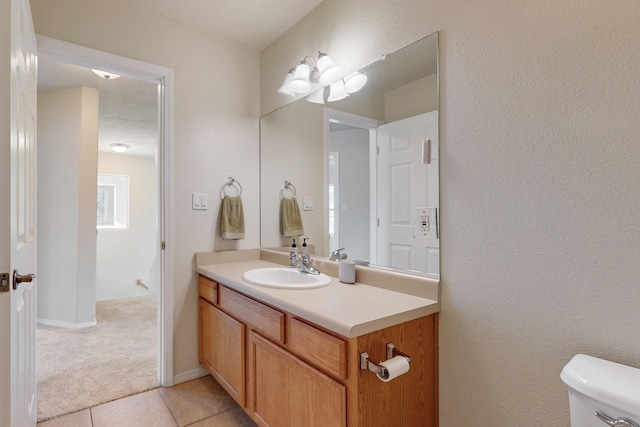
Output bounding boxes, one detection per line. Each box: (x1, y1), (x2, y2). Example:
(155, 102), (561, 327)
(37, 295), (160, 422)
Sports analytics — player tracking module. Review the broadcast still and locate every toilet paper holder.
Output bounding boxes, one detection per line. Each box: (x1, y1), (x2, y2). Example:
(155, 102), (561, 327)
(360, 342), (412, 376)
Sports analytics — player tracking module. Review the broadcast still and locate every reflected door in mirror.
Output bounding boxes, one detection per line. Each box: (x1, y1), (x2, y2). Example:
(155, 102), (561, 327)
(377, 111), (439, 275)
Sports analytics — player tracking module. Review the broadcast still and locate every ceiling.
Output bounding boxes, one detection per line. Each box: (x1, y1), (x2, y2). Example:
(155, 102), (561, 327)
(38, 60), (159, 157)
(37, 0), (324, 157)
(109, 0), (324, 52)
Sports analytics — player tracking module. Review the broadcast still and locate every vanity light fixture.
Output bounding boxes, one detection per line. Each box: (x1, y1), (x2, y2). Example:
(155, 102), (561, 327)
(316, 53), (342, 85)
(110, 143), (129, 153)
(281, 52), (368, 103)
(327, 71), (368, 100)
(290, 62), (313, 93)
(304, 70), (368, 104)
(277, 69), (296, 96)
(343, 71), (368, 94)
(92, 69), (121, 80)
(327, 79), (348, 102)
(279, 52), (343, 96)
(306, 87), (325, 104)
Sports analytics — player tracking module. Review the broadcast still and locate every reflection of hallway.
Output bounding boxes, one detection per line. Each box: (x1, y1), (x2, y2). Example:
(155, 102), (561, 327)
(37, 296), (159, 422)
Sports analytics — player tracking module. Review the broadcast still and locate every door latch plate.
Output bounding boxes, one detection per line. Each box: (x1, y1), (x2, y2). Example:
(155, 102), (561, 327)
(0, 273), (9, 292)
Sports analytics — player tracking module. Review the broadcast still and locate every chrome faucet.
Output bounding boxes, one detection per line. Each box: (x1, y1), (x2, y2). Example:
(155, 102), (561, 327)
(329, 248), (347, 261)
(298, 253), (320, 275)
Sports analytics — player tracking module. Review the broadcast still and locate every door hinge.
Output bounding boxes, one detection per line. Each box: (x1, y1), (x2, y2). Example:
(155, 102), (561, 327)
(0, 273), (9, 292)
(377, 146), (380, 155)
(161, 241), (166, 250)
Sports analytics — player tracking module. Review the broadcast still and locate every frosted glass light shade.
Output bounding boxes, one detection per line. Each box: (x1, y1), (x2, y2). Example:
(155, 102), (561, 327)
(306, 88), (325, 104)
(278, 71), (296, 96)
(111, 143), (129, 153)
(344, 71), (368, 93)
(290, 63), (311, 93)
(92, 69), (120, 80)
(317, 54), (343, 86)
(328, 80), (348, 102)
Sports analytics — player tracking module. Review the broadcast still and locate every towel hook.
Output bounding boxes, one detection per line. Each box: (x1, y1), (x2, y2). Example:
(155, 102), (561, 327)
(221, 176), (242, 199)
(279, 180), (297, 199)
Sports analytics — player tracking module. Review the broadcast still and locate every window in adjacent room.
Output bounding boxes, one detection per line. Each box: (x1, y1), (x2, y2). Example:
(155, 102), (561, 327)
(97, 174), (129, 229)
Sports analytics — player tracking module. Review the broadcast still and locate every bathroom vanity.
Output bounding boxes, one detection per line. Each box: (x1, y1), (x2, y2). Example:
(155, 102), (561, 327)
(195, 249), (440, 427)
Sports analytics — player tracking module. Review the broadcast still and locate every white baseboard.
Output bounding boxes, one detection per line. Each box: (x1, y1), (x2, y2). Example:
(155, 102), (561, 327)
(173, 367), (209, 385)
(37, 318), (97, 329)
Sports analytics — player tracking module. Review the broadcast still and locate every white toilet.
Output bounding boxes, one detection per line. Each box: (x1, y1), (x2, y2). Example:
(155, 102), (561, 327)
(561, 354), (640, 426)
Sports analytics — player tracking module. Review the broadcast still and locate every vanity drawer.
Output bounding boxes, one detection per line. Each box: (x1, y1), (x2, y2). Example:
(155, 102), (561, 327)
(198, 275), (218, 305)
(288, 317), (347, 380)
(219, 286), (285, 344)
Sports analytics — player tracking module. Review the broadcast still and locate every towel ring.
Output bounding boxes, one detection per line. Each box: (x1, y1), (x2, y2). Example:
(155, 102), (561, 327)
(280, 180), (297, 199)
(221, 177), (242, 199)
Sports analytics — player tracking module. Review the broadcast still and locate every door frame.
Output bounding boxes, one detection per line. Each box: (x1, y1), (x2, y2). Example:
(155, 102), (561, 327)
(324, 109), (382, 262)
(37, 35), (175, 386)
(327, 150), (340, 252)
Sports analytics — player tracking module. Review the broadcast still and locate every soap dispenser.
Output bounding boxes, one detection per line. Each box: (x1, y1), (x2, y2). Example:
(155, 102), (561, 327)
(302, 238), (309, 255)
(289, 239), (298, 267)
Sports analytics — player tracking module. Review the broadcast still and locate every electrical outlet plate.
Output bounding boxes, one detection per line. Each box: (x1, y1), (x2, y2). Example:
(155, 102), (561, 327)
(413, 207), (438, 239)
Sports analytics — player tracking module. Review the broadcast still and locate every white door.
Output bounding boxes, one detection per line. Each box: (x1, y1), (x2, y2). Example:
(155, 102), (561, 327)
(1, 0), (38, 425)
(377, 111), (439, 274)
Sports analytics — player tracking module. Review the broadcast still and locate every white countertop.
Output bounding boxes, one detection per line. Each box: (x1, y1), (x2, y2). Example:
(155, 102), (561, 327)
(196, 259), (439, 338)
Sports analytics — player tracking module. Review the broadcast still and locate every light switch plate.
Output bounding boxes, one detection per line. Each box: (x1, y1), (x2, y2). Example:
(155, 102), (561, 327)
(413, 207), (438, 239)
(303, 196), (314, 211)
(192, 193), (208, 210)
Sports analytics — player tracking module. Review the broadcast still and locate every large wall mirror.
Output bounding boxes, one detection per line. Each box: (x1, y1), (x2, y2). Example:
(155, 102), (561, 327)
(260, 32), (439, 276)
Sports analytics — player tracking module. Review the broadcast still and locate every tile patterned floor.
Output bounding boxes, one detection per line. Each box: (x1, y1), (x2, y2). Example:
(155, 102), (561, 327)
(37, 375), (258, 427)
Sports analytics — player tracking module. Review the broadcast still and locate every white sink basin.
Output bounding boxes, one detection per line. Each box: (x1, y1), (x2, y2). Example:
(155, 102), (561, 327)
(242, 267), (331, 289)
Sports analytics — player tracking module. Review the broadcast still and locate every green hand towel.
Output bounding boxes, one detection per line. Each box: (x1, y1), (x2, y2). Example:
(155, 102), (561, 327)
(280, 197), (304, 237)
(220, 195), (245, 240)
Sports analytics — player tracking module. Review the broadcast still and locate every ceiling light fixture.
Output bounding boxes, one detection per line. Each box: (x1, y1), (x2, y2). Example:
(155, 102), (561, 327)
(110, 143), (129, 153)
(92, 69), (121, 80)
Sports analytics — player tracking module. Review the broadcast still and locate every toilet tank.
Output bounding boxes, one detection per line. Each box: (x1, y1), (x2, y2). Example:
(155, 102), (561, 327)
(561, 354), (640, 427)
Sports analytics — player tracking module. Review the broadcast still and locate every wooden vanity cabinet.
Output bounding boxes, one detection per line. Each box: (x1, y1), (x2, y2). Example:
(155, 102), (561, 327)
(197, 274), (438, 427)
(249, 331), (346, 427)
(198, 299), (245, 404)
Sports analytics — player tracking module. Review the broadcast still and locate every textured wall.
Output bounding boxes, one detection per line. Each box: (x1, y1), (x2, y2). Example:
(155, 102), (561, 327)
(31, 0), (261, 378)
(262, 0), (640, 425)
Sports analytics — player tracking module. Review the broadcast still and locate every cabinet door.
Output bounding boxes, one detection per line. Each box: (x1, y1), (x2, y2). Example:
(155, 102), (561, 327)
(199, 299), (245, 405)
(249, 331), (346, 427)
